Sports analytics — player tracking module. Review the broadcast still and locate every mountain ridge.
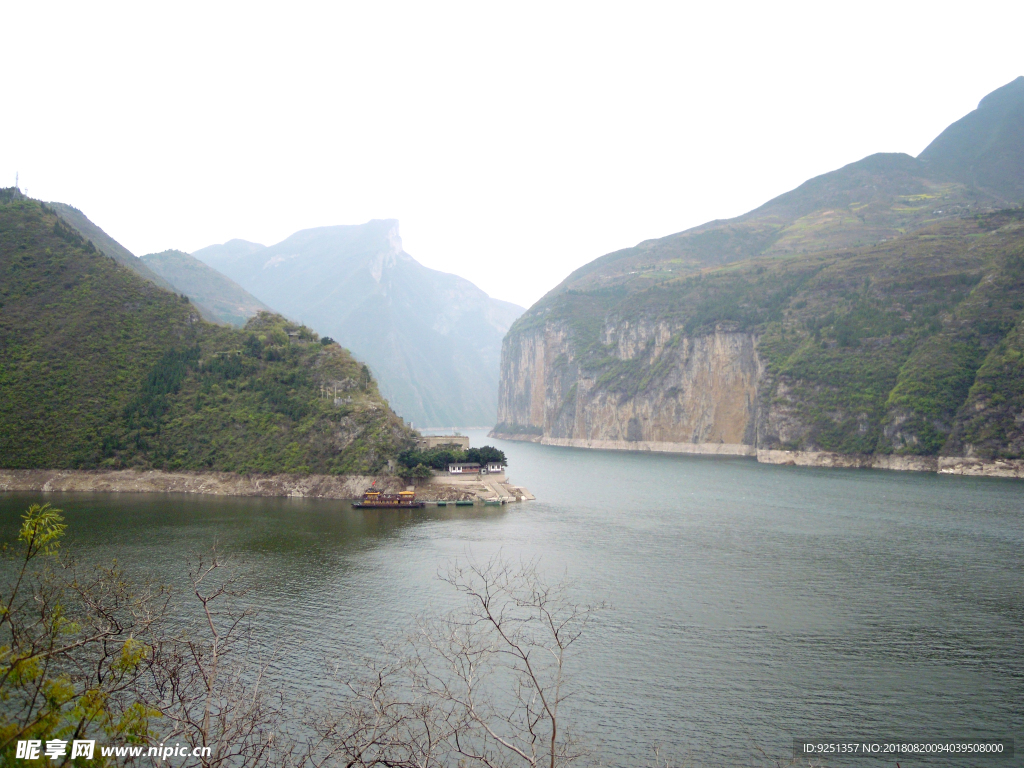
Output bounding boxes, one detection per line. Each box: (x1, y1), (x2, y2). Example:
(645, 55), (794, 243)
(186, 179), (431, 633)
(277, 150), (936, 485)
(140, 249), (272, 327)
(195, 220), (523, 427)
(919, 75), (1024, 201)
(0, 191), (415, 473)
(496, 77), (1024, 475)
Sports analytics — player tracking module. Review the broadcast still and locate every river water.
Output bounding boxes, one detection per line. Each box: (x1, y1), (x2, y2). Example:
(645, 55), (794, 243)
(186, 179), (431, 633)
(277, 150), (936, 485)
(2, 431), (1021, 766)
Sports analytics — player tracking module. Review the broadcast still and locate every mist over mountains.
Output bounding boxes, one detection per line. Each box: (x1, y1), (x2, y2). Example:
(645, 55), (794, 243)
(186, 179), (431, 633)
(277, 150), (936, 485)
(194, 221), (522, 427)
(140, 250), (271, 328)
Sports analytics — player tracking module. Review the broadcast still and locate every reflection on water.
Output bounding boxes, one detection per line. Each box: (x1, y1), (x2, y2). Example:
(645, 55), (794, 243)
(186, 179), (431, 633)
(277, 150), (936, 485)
(2, 431), (1022, 766)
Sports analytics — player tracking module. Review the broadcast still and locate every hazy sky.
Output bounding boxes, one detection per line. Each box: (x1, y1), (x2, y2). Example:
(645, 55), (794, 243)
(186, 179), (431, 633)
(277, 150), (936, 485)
(5, 2), (1022, 308)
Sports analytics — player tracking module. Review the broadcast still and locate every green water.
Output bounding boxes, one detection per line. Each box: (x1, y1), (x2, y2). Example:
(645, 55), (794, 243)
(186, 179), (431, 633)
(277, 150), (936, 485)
(2, 431), (1021, 766)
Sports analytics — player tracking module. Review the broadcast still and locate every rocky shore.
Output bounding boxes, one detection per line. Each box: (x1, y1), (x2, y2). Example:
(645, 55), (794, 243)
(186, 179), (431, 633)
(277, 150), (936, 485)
(490, 432), (1024, 479)
(755, 450), (1024, 479)
(0, 469), (534, 501)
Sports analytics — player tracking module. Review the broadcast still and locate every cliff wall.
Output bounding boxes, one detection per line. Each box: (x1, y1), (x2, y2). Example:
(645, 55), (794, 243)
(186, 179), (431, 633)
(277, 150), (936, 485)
(491, 80), (1024, 479)
(495, 314), (1024, 479)
(494, 212), (1024, 479)
(496, 319), (761, 454)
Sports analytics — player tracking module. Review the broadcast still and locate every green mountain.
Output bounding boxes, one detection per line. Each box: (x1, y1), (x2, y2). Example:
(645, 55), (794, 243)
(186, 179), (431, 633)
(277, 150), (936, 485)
(496, 78), (1024, 471)
(194, 222), (524, 428)
(919, 75), (1024, 202)
(544, 152), (1006, 299)
(46, 202), (230, 324)
(48, 202), (180, 293)
(0, 189), (415, 473)
(140, 249), (272, 327)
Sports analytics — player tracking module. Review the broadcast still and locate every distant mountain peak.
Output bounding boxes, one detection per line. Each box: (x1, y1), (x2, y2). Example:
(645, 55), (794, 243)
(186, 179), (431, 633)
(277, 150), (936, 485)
(918, 75), (1024, 202)
(384, 219), (403, 255)
(140, 249), (271, 327)
(191, 218), (524, 426)
(978, 75), (1024, 111)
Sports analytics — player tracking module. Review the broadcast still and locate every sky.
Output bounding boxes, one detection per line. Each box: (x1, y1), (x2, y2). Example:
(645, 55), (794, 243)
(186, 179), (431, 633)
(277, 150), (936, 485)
(4, 1), (1023, 309)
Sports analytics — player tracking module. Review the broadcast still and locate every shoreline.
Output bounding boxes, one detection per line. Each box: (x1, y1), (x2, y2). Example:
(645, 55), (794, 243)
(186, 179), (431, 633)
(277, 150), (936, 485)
(489, 433), (1024, 479)
(0, 469), (535, 502)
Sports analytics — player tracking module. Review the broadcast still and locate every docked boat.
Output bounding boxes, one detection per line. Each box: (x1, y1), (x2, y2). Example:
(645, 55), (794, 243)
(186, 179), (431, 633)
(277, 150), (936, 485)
(353, 489), (425, 509)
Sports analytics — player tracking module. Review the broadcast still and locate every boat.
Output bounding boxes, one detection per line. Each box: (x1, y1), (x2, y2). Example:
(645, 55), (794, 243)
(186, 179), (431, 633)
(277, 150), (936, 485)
(455, 500), (474, 506)
(353, 489), (425, 509)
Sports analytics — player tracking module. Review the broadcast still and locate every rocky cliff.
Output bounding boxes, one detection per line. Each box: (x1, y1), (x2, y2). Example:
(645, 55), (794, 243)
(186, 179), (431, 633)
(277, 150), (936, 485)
(493, 80), (1024, 478)
(497, 320), (761, 455)
(494, 210), (1024, 478)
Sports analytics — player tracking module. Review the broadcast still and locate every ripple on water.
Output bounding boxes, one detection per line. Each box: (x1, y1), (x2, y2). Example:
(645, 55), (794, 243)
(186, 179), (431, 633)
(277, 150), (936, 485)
(1, 434), (1021, 767)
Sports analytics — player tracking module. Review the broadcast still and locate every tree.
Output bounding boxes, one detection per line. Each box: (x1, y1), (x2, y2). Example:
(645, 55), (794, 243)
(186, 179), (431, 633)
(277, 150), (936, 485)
(410, 464), (433, 479)
(0, 513), (674, 767)
(147, 547), (291, 768)
(0, 504), (169, 764)
(307, 555), (602, 768)
(466, 446), (506, 466)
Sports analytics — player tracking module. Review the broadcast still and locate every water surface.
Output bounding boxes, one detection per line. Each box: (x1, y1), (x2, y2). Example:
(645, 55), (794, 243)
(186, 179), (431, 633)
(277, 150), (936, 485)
(2, 433), (1021, 766)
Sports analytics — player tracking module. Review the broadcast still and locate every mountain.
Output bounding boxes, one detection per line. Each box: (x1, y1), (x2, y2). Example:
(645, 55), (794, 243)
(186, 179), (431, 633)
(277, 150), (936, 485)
(193, 238), (266, 265)
(495, 77), (1024, 475)
(919, 75), (1024, 203)
(140, 249), (272, 327)
(47, 202), (180, 293)
(543, 152), (1005, 300)
(194, 221), (523, 427)
(46, 202), (230, 324)
(0, 188), (414, 473)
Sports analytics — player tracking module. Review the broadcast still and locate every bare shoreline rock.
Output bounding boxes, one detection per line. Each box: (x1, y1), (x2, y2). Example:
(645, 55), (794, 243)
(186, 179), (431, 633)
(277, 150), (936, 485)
(0, 469), (536, 502)
(0, 469), (396, 499)
(489, 433), (1024, 479)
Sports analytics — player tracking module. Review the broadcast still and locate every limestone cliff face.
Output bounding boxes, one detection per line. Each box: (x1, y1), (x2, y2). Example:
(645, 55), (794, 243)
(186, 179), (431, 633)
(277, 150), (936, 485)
(496, 319), (762, 455)
(495, 309), (1024, 481)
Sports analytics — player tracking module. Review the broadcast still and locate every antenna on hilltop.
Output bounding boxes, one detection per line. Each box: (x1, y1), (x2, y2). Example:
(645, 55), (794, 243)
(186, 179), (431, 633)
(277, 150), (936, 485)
(15, 172), (18, 190)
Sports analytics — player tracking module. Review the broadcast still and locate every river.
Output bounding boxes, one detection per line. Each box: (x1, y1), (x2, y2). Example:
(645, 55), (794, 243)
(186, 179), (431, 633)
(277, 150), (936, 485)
(2, 430), (1021, 766)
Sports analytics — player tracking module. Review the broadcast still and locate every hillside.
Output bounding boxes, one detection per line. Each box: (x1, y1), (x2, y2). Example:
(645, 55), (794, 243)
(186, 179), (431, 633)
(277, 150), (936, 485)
(0, 189), (415, 473)
(496, 78), (1024, 474)
(141, 249), (272, 327)
(539, 153), (1006, 302)
(919, 75), (1024, 202)
(195, 221), (523, 427)
(48, 202), (180, 293)
(47, 202), (228, 324)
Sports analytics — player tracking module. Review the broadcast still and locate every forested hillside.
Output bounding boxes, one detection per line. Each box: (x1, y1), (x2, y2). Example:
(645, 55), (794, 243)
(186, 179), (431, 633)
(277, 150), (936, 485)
(141, 249), (271, 327)
(0, 190), (415, 473)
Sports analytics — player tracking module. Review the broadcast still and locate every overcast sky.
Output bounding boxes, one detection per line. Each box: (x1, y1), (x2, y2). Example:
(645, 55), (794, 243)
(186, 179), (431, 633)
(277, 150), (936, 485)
(4, 2), (1022, 308)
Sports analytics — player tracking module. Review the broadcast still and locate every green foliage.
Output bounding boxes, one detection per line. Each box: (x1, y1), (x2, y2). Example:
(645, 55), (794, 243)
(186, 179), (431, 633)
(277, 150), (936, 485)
(1, 507), (161, 765)
(397, 462), (434, 479)
(396, 445), (507, 470)
(0, 198), (416, 475)
(752, 216), (1023, 454)
(947, 314), (1024, 458)
(17, 504), (66, 558)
